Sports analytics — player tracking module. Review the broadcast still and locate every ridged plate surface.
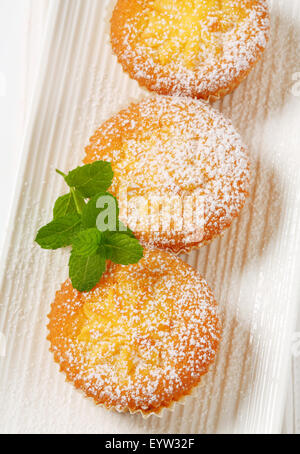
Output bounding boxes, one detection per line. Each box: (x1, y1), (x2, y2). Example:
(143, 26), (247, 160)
(0, 0), (300, 434)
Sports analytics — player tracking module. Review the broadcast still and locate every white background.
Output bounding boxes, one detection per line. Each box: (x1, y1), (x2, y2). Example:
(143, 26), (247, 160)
(0, 0), (28, 252)
(0, 0), (299, 434)
(0, 0), (48, 252)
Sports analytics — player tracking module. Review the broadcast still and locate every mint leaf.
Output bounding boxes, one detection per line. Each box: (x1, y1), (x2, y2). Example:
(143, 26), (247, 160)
(72, 228), (102, 257)
(53, 191), (86, 219)
(53, 193), (76, 219)
(35, 214), (81, 249)
(65, 162), (113, 198)
(69, 252), (106, 292)
(81, 192), (119, 230)
(103, 232), (143, 265)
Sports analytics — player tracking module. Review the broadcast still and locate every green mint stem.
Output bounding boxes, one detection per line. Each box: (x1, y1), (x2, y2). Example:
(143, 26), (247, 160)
(56, 169), (67, 178)
(71, 188), (84, 215)
(56, 169), (84, 215)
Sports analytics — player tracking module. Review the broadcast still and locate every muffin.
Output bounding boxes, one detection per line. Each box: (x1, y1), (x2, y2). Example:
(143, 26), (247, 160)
(48, 248), (221, 416)
(84, 96), (250, 254)
(110, 0), (270, 100)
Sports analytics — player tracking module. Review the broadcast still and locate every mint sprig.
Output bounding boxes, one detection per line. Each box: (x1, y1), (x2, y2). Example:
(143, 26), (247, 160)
(35, 162), (143, 292)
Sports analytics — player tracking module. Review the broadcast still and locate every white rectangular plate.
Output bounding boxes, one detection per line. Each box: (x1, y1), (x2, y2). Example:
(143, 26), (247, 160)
(1, 0), (300, 434)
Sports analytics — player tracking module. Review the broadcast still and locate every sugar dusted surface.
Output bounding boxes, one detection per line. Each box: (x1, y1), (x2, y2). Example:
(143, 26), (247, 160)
(48, 249), (221, 414)
(85, 96), (250, 253)
(111, 0), (270, 99)
(2, 0), (300, 435)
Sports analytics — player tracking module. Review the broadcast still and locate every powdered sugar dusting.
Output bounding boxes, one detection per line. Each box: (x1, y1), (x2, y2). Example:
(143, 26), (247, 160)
(110, 0), (270, 99)
(84, 96), (250, 252)
(48, 249), (221, 414)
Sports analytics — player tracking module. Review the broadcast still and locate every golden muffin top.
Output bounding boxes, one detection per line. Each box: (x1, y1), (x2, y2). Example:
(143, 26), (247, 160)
(140, 0), (248, 68)
(111, 0), (270, 99)
(85, 96), (250, 253)
(48, 249), (221, 415)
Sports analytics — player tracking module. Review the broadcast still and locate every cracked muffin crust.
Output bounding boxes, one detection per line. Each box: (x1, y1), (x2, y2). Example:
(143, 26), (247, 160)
(84, 96), (251, 254)
(48, 248), (221, 415)
(110, 0), (270, 100)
